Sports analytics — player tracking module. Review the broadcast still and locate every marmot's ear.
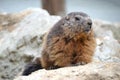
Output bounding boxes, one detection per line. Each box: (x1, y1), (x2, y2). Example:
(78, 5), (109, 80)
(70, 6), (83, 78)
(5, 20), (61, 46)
(65, 16), (70, 20)
(22, 62), (42, 76)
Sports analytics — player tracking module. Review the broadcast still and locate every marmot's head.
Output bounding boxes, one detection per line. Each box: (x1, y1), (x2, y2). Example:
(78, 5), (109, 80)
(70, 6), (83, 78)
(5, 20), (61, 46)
(61, 12), (92, 38)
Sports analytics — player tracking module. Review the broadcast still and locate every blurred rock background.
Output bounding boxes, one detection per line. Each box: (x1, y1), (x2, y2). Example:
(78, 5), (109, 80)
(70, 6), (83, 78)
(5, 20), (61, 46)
(0, 0), (120, 80)
(0, 0), (120, 22)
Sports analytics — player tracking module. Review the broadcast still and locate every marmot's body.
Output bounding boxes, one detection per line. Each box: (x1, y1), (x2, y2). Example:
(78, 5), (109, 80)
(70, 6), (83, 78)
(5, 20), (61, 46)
(22, 12), (96, 75)
(41, 12), (96, 69)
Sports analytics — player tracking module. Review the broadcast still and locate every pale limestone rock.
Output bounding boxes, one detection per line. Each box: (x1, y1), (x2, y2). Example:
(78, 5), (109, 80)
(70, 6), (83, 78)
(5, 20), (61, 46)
(94, 31), (120, 62)
(93, 20), (120, 62)
(14, 62), (120, 80)
(0, 8), (60, 80)
(93, 19), (120, 40)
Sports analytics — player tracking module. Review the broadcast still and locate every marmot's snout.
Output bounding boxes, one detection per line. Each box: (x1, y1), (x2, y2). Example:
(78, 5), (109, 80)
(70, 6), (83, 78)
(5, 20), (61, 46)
(82, 19), (92, 33)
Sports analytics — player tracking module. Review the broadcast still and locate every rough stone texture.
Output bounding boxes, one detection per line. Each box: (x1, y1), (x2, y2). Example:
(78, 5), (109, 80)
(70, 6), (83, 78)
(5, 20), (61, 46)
(93, 20), (120, 62)
(94, 34), (120, 62)
(0, 8), (60, 80)
(0, 8), (120, 80)
(14, 62), (120, 80)
(93, 20), (120, 41)
(0, 8), (34, 31)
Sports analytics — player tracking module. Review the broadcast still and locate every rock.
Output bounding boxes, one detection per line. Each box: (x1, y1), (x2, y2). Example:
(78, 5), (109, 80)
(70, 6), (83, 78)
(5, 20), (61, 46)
(93, 20), (120, 62)
(94, 31), (120, 62)
(14, 62), (120, 80)
(93, 20), (120, 41)
(0, 8), (60, 80)
(0, 8), (33, 32)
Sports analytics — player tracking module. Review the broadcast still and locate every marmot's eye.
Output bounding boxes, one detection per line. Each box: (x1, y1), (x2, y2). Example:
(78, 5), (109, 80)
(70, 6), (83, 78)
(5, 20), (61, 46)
(75, 17), (80, 21)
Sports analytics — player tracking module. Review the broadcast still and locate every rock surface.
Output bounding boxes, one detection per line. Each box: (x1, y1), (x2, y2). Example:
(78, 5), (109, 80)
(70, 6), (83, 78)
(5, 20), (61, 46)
(14, 62), (120, 80)
(0, 8), (60, 80)
(0, 8), (120, 80)
(93, 20), (120, 40)
(93, 20), (120, 62)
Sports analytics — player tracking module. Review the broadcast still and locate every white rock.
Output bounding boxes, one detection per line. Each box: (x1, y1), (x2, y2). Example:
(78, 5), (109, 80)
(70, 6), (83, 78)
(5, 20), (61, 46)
(0, 8), (61, 57)
(93, 20), (120, 62)
(0, 8), (61, 80)
(14, 62), (120, 80)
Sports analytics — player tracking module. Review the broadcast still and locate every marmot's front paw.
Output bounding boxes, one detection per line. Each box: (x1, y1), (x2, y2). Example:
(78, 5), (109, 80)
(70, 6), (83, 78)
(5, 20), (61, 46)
(73, 62), (87, 66)
(46, 66), (60, 70)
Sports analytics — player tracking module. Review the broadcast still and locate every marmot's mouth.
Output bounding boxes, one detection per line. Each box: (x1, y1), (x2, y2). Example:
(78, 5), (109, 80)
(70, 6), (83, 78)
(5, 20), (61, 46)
(84, 29), (90, 32)
(84, 25), (92, 33)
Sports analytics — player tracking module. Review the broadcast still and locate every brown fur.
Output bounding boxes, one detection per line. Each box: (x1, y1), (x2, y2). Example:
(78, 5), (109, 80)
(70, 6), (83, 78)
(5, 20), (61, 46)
(40, 12), (96, 69)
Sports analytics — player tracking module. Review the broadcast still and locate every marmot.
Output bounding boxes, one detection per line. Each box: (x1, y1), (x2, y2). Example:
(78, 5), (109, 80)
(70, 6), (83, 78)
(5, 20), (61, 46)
(22, 12), (96, 75)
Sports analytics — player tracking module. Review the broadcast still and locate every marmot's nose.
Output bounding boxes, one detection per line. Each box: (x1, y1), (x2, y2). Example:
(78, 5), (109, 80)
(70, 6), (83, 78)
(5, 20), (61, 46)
(84, 21), (92, 32)
(87, 22), (92, 29)
(87, 22), (92, 26)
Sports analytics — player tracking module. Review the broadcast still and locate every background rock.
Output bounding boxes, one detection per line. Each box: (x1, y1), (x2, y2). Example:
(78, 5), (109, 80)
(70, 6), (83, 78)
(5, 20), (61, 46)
(93, 20), (120, 41)
(93, 20), (120, 62)
(0, 8), (60, 80)
(0, 8), (119, 80)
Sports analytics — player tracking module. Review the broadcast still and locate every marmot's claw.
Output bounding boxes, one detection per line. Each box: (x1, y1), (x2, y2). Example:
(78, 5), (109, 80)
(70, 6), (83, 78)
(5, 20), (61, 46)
(73, 62), (87, 66)
(47, 66), (60, 70)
